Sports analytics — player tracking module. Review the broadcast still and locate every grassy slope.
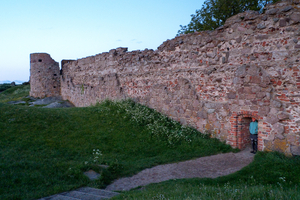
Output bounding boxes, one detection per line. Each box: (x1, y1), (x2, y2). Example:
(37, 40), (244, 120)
(0, 84), (30, 103)
(0, 85), (234, 200)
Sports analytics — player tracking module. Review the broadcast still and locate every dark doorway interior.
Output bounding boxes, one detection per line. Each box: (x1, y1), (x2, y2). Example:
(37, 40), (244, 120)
(238, 117), (252, 149)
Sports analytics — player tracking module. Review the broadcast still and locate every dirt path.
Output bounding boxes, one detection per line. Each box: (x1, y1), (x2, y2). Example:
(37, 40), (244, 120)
(106, 146), (254, 191)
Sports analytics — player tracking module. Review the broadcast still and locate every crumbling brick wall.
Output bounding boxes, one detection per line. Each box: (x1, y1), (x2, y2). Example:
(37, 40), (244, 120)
(30, 1), (300, 155)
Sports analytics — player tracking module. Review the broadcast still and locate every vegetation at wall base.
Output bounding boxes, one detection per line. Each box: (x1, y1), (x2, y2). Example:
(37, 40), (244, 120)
(0, 85), (234, 200)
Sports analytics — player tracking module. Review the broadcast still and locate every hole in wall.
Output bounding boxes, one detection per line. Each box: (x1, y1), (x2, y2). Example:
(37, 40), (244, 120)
(53, 86), (56, 88)
(38, 59), (42, 62)
(54, 74), (57, 76)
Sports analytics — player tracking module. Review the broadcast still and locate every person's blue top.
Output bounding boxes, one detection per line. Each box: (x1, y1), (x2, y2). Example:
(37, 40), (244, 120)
(249, 121), (258, 134)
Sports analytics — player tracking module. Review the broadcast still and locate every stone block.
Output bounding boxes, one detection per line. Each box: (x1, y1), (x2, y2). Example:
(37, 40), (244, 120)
(281, 5), (293, 12)
(252, 86), (261, 93)
(236, 36), (242, 43)
(207, 109), (215, 114)
(235, 65), (247, 77)
(287, 135), (298, 146)
(256, 34), (269, 40)
(266, 114), (279, 124)
(266, 8), (279, 15)
(272, 123), (285, 135)
(256, 92), (266, 99)
(291, 13), (300, 23)
(264, 139), (273, 151)
(279, 19), (287, 27)
(258, 106), (270, 116)
(257, 23), (266, 29)
(250, 76), (261, 84)
(273, 138), (288, 153)
(227, 91), (236, 99)
(277, 112), (290, 120)
(262, 15), (268, 21)
(271, 100), (282, 108)
(197, 110), (208, 119)
(275, 133), (285, 140)
(290, 145), (300, 155)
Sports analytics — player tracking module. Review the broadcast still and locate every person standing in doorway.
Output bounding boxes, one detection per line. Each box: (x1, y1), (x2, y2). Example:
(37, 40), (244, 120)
(249, 118), (258, 154)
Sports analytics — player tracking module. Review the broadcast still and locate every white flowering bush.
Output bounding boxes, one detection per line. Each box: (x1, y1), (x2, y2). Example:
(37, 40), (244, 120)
(85, 149), (103, 165)
(102, 99), (209, 147)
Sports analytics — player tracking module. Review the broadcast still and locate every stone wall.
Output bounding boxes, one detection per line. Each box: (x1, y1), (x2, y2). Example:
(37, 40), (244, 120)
(30, 1), (300, 155)
(30, 53), (60, 98)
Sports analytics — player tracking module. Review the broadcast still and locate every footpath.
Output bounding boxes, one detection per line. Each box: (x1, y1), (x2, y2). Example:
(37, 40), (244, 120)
(38, 146), (254, 199)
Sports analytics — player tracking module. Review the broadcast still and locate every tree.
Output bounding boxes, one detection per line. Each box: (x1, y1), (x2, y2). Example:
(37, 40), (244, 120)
(177, 0), (281, 35)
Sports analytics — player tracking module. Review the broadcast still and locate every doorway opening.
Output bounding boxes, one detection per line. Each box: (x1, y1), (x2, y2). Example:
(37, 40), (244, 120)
(229, 111), (262, 151)
(238, 117), (252, 150)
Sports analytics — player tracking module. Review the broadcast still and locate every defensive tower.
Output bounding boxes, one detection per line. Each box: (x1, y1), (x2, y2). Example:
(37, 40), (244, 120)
(30, 53), (61, 98)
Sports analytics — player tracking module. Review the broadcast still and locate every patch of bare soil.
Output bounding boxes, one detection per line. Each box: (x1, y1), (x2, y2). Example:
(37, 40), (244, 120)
(106, 146), (254, 191)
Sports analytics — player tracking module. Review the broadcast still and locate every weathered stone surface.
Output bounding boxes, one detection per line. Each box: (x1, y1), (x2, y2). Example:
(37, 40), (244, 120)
(258, 106), (270, 116)
(271, 100), (282, 108)
(257, 23), (266, 29)
(262, 15), (268, 21)
(266, 114), (279, 125)
(279, 19), (287, 27)
(236, 36), (242, 43)
(273, 138), (288, 153)
(266, 8), (279, 15)
(273, 123), (285, 135)
(197, 110), (208, 119)
(7, 100), (26, 105)
(235, 65), (247, 77)
(290, 145), (300, 155)
(29, 1), (300, 155)
(227, 91), (236, 99)
(275, 133), (285, 140)
(281, 5), (293, 12)
(291, 13), (300, 23)
(277, 112), (290, 120)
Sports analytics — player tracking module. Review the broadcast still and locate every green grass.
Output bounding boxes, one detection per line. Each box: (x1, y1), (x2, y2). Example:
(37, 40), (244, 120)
(0, 85), (234, 200)
(113, 152), (300, 199)
(0, 84), (30, 103)
(0, 83), (13, 92)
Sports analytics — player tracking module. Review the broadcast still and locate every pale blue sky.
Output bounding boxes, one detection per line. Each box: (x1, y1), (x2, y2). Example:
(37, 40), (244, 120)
(0, 0), (204, 82)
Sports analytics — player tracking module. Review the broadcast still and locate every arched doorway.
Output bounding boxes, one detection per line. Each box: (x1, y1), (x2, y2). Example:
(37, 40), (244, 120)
(229, 111), (263, 150)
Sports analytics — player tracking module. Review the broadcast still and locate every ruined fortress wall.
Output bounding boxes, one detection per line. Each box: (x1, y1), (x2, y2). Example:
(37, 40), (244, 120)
(30, 53), (61, 98)
(32, 1), (300, 155)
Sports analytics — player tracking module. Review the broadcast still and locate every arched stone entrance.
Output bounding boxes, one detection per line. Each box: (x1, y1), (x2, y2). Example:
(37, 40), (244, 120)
(228, 111), (263, 150)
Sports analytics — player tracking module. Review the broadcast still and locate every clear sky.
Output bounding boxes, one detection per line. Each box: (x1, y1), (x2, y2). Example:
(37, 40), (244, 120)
(0, 0), (204, 82)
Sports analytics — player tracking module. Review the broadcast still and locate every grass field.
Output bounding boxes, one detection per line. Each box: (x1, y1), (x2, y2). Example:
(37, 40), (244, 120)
(1, 84), (299, 200)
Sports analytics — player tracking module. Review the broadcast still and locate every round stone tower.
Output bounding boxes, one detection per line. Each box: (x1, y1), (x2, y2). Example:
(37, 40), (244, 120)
(30, 53), (61, 98)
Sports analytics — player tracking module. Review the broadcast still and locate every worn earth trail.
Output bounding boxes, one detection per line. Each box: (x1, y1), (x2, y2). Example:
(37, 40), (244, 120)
(38, 147), (254, 199)
(106, 146), (254, 191)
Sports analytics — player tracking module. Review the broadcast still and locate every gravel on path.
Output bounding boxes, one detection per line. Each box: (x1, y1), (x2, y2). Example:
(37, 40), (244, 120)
(106, 146), (254, 191)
